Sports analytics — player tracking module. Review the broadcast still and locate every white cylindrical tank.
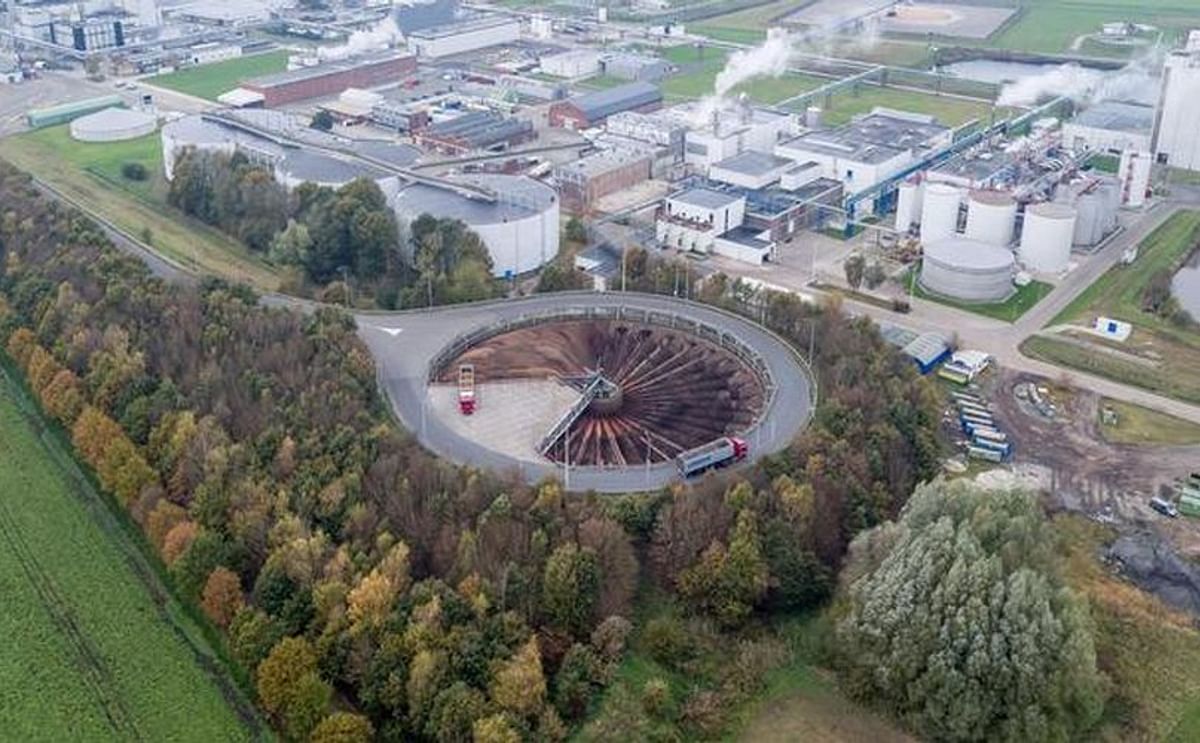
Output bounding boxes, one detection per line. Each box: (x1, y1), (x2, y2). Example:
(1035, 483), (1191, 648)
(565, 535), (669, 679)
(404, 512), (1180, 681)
(920, 237), (1015, 302)
(920, 182), (962, 244)
(1118, 150), (1152, 207)
(70, 107), (157, 142)
(964, 189), (1017, 247)
(1072, 188), (1105, 247)
(895, 179), (922, 233)
(1019, 202), (1076, 273)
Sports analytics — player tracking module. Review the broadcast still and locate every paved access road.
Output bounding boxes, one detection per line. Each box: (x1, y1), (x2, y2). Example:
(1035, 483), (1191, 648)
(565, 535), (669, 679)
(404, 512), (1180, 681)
(355, 293), (815, 492)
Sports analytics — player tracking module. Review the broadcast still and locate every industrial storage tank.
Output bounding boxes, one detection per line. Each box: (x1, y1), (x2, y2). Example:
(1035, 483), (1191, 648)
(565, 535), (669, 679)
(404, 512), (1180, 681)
(70, 107), (157, 143)
(964, 189), (1017, 247)
(394, 174), (559, 277)
(1019, 202), (1076, 273)
(920, 237), (1015, 302)
(1118, 150), (1152, 207)
(920, 182), (962, 244)
(895, 179), (922, 233)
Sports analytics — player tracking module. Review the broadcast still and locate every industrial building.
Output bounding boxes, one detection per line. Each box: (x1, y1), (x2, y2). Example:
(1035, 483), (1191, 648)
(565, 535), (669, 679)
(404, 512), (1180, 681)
(1062, 100), (1154, 155)
(709, 151), (795, 190)
(239, 52), (417, 107)
(920, 237), (1015, 302)
(70, 107), (156, 142)
(415, 111), (535, 154)
(601, 52), (672, 82)
(1154, 30), (1200, 171)
(669, 102), (794, 169)
(406, 16), (521, 59)
(393, 174), (560, 277)
(776, 110), (952, 198)
(549, 82), (662, 129)
(554, 149), (652, 212)
(539, 49), (602, 78)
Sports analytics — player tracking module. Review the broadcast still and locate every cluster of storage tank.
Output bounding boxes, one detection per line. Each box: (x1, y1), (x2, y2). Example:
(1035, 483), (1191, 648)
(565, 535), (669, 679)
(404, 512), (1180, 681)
(899, 174), (1122, 294)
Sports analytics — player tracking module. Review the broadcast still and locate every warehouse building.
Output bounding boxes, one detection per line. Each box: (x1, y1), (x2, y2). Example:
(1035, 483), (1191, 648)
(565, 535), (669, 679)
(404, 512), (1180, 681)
(669, 102), (794, 169)
(240, 52), (417, 107)
(601, 52), (672, 82)
(1062, 100), (1154, 155)
(406, 16), (521, 59)
(549, 82), (662, 129)
(554, 148), (652, 212)
(26, 95), (125, 129)
(605, 110), (686, 162)
(540, 49), (602, 78)
(416, 110), (535, 154)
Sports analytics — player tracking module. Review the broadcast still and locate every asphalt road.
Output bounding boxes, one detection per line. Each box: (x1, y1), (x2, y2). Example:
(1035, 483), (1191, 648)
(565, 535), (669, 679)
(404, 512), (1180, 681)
(355, 293), (815, 492)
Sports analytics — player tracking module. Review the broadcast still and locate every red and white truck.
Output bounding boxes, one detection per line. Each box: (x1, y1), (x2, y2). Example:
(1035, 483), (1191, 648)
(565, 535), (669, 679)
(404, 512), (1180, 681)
(458, 364), (476, 415)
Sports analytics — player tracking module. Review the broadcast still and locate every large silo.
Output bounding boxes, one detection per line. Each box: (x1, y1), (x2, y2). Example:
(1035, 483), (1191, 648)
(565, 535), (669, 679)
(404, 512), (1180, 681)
(1019, 202), (1076, 273)
(920, 237), (1015, 302)
(895, 179), (922, 233)
(964, 189), (1017, 247)
(920, 182), (962, 244)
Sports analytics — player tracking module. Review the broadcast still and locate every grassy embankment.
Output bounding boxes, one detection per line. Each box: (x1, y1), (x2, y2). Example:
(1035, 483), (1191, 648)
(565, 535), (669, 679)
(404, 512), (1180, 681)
(1022, 210), (1200, 404)
(145, 50), (288, 101)
(0, 363), (259, 740)
(0, 125), (281, 291)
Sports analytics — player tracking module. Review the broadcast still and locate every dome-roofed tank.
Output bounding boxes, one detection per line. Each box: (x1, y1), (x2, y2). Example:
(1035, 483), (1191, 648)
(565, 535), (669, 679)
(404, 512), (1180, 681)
(920, 236), (1015, 302)
(964, 189), (1017, 247)
(920, 182), (962, 244)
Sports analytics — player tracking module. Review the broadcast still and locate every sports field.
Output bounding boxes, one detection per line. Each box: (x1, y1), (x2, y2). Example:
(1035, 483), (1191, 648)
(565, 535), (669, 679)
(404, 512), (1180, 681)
(0, 365), (258, 741)
(146, 50), (288, 101)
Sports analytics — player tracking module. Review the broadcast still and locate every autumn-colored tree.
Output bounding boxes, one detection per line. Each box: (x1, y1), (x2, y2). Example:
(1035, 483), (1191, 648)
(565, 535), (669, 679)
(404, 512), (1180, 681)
(25, 344), (60, 393)
(310, 712), (373, 743)
(677, 509), (768, 628)
(489, 637), (546, 718)
(472, 713), (521, 743)
(407, 648), (448, 728)
(426, 682), (487, 742)
(161, 520), (198, 565)
(39, 369), (84, 425)
(257, 637), (331, 740)
(201, 566), (244, 628)
(346, 569), (396, 631)
(146, 499), (189, 552)
(5, 327), (37, 367)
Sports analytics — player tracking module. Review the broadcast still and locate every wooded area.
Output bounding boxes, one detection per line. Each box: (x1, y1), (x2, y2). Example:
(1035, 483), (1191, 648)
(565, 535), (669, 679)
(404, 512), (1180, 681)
(0, 160), (942, 740)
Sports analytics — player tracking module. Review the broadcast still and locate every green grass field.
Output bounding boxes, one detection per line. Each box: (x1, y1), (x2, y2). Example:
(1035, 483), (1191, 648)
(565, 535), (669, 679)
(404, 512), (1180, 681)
(906, 264), (1054, 322)
(0, 125), (281, 291)
(984, 2), (1200, 57)
(0, 364), (258, 741)
(146, 51), (288, 101)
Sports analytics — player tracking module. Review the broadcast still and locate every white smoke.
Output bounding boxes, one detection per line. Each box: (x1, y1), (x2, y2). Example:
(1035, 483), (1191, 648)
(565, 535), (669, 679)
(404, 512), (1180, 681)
(996, 50), (1162, 107)
(318, 15), (403, 61)
(714, 30), (796, 96)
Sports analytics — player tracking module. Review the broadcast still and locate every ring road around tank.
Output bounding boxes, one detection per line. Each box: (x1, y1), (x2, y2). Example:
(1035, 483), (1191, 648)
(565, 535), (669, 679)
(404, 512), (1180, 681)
(355, 292), (815, 493)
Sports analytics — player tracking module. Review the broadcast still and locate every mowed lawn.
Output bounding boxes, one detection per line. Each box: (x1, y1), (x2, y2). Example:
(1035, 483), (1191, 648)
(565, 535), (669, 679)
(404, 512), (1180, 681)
(147, 50), (288, 100)
(0, 367), (257, 741)
(0, 125), (281, 290)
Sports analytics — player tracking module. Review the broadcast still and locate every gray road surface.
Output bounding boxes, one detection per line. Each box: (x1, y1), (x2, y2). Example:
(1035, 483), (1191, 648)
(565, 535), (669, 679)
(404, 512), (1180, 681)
(355, 293), (815, 492)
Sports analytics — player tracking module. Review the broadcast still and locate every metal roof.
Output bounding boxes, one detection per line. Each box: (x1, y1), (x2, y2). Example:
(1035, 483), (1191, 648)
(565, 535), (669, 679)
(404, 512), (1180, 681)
(394, 174), (556, 225)
(782, 111), (949, 164)
(924, 237), (1015, 272)
(1071, 100), (1155, 133)
(712, 150), (793, 177)
(406, 14), (517, 39)
(671, 187), (742, 210)
(569, 82), (661, 121)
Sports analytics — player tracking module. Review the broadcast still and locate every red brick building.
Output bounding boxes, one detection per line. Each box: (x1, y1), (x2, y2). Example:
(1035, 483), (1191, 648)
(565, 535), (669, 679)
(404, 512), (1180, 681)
(242, 51), (417, 107)
(548, 81), (662, 129)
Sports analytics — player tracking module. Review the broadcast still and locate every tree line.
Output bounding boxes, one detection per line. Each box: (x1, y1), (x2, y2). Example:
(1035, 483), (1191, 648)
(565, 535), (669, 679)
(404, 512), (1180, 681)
(0, 160), (947, 741)
(167, 149), (502, 309)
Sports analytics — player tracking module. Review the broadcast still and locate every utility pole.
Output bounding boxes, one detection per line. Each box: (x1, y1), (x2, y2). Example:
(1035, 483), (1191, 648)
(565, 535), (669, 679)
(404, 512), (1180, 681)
(564, 422), (570, 491)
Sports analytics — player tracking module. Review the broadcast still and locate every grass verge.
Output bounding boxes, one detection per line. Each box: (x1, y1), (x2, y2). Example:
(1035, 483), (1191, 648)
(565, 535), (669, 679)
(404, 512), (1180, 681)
(0, 359), (261, 740)
(1097, 397), (1200, 446)
(145, 50), (288, 101)
(0, 125), (281, 291)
